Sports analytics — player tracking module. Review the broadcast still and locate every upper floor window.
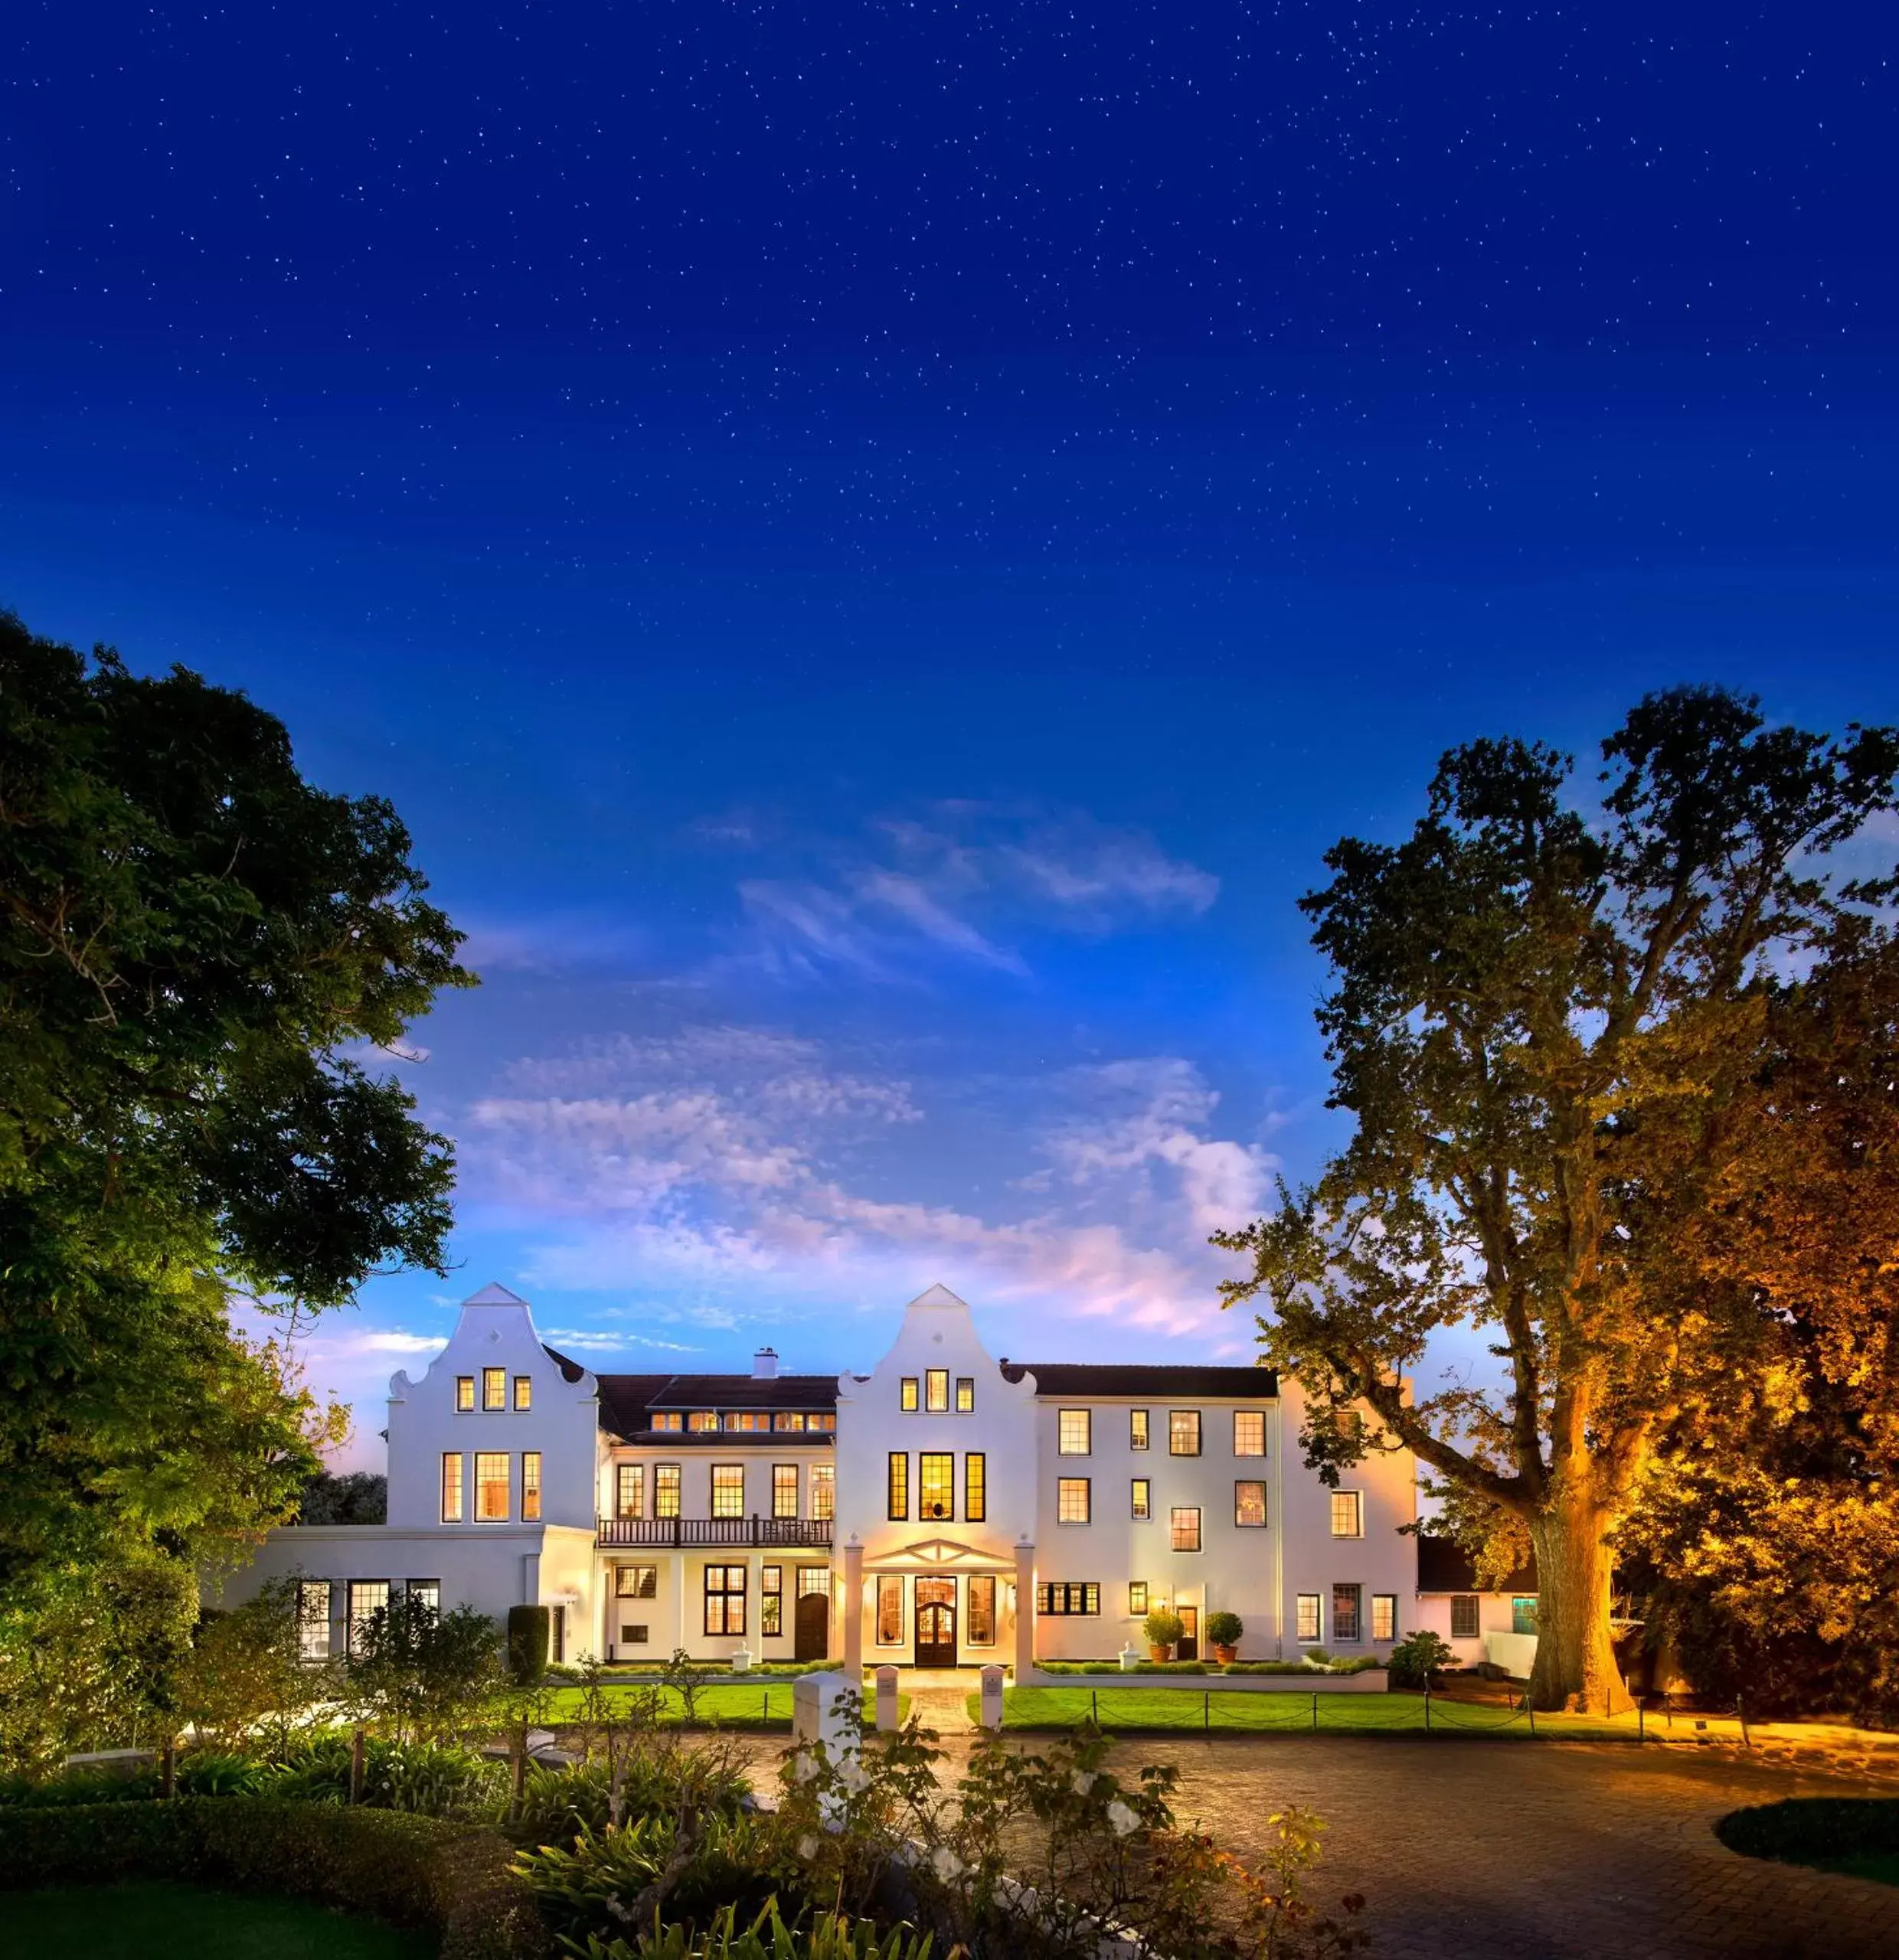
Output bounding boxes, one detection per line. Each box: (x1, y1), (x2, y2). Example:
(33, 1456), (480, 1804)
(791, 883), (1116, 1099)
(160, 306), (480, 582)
(514, 1375), (533, 1412)
(711, 1464), (745, 1519)
(726, 1411), (772, 1432)
(1169, 1506), (1202, 1552)
(616, 1463), (644, 1520)
(1130, 1478), (1151, 1520)
(1058, 1409), (1092, 1455)
(773, 1411), (806, 1432)
(475, 1452), (509, 1521)
(808, 1412), (836, 1432)
(655, 1463), (681, 1518)
(650, 1412), (684, 1432)
(521, 1452), (542, 1521)
(1129, 1409), (1149, 1450)
(956, 1377), (975, 1413)
(964, 1452), (986, 1523)
(920, 1452), (954, 1521)
(1057, 1477), (1091, 1524)
(456, 1376), (475, 1413)
(887, 1452), (908, 1521)
(1329, 1491), (1364, 1538)
(482, 1367), (506, 1412)
(1234, 1480), (1267, 1528)
(900, 1377), (920, 1413)
(810, 1463), (835, 1521)
(925, 1369), (950, 1413)
(1168, 1410), (1201, 1456)
(1233, 1410), (1266, 1456)
(772, 1463), (799, 1521)
(688, 1411), (719, 1434)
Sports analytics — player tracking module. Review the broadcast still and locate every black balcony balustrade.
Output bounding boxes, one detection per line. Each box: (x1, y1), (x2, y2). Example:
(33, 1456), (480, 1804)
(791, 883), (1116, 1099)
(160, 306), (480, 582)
(596, 1515), (833, 1548)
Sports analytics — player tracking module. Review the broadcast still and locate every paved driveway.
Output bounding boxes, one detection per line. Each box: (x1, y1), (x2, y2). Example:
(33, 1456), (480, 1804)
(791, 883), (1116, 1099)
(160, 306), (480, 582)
(1151, 1736), (1899, 1960)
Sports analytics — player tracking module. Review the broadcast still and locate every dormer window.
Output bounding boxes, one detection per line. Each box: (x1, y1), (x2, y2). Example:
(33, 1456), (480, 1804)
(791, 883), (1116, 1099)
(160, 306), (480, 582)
(514, 1376), (533, 1412)
(456, 1377), (475, 1413)
(688, 1411), (719, 1433)
(482, 1367), (506, 1412)
(900, 1377), (920, 1412)
(651, 1413), (683, 1432)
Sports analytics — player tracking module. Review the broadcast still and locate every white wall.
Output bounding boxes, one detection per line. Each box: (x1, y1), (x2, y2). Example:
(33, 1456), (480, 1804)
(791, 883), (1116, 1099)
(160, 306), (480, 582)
(1413, 1588), (1535, 1669)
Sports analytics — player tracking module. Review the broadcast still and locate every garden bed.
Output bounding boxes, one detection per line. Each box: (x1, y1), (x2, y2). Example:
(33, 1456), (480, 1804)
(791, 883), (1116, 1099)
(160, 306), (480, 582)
(11, 1878), (435, 1958)
(1716, 1798), (1899, 1888)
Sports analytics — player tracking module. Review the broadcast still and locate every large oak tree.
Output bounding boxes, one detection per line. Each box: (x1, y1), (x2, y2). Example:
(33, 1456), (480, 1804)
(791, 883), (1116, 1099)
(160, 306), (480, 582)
(1216, 689), (1898, 1711)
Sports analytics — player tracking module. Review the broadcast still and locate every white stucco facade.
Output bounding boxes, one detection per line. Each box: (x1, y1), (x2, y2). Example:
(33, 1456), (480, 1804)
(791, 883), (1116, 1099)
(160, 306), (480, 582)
(219, 1280), (1422, 1671)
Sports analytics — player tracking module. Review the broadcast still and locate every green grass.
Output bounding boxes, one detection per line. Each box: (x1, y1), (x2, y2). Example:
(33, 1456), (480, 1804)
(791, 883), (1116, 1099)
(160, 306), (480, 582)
(538, 1681), (910, 1727)
(1821, 1854), (1899, 1888)
(1717, 1798), (1899, 1887)
(9, 1880), (433, 1958)
(982, 1687), (1646, 1740)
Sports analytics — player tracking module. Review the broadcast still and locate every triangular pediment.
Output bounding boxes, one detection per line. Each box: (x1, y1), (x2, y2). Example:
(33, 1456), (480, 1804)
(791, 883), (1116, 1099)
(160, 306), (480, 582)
(865, 1535), (1014, 1572)
(905, 1282), (968, 1311)
(465, 1281), (528, 1306)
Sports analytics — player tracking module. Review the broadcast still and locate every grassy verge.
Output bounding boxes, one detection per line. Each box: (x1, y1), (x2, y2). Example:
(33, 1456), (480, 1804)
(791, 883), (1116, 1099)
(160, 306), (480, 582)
(981, 1687), (1646, 1740)
(10, 1879), (433, 1958)
(538, 1682), (910, 1728)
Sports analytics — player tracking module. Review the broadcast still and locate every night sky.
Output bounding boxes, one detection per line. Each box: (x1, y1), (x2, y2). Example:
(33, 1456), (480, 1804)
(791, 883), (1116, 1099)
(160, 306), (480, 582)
(5, 5), (1896, 1462)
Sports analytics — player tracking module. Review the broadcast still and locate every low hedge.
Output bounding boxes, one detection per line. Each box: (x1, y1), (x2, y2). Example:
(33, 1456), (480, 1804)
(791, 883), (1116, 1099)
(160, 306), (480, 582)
(0, 1798), (550, 1959)
(1716, 1798), (1899, 1867)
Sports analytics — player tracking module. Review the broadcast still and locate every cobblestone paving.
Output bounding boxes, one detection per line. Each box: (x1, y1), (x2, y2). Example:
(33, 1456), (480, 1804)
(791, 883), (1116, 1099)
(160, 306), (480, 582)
(1152, 1737), (1899, 1960)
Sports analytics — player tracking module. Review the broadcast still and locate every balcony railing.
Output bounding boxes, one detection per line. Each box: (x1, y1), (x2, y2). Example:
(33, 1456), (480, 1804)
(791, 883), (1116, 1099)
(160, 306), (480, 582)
(597, 1515), (833, 1549)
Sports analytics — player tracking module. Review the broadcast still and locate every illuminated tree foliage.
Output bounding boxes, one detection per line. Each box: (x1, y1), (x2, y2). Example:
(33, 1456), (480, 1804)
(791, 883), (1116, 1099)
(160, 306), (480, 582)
(1218, 689), (1899, 1711)
(0, 612), (472, 1602)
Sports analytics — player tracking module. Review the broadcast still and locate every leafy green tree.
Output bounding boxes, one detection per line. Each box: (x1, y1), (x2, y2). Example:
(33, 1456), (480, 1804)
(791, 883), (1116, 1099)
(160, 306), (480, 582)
(345, 1592), (505, 1743)
(0, 612), (472, 1598)
(176, 1574), (331, 1753)
(296, 1468), (388, 1524)
(1218, 689), (1898, 1710)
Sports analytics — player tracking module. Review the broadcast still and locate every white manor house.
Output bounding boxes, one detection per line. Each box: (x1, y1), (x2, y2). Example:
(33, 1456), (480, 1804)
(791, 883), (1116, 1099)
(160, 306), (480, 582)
(226, 1279), (1440, 1676)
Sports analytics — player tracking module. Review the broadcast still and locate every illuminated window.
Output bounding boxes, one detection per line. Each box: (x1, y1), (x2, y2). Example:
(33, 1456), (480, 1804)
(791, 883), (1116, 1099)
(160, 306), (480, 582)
(1169, 1410), (1201, 1456)
(1234, 1480), (1267, 1527)
(797, 1567), (831, 1597)
(1371, 1593), (1397, 1642)
(773, 1411), (806, 1431)
(347, 1581), (389, 1653)
(1234, 1410), (1266, 1456)
(616, 1463), (645, 1520)
(1296, 1594), (1322, 1642)
(650, 1412), (684, 1432)
(1057, 1478), (1091, 1524)
(956, 1377), (975, 1413)
(761, 1566), (783, 1636)
(711, 1464), (744, 1518)
(514, 1375), (533, 1412)
(476, 1452), (509, 1521)
(900, 1377), (920, 1412)
(455, 1376), (475, 1413)
(655, 1463), (681, 1518)
(1450, 1594), (1480, 1640)
(407, 1579), (440, 1617)
(1129, 1409), (1149, 1450)
(1130, 1478), (1150, 1520)
(297, 1581), (332, 1661)
(521, 1451), (541, 1521)
(440, 1453), (463, 1522)
(1332, 1583), (1362, 1643)
(887, 1452), (908, 1521)
(1127, 1581), (1148, 1617)
(1035, 1583), (1100, 1616)
(810, 1464), (835, 1521)
(688, 1410), (720, 1433)
(1512, 1596), (1539, 1636)
(482, 1367), (506, 1412)
(773, 1463), (799, 1520)
(703, 1565), (746, 1637)
(1329, 1491), (1364, 1538)
(920, 1452), (954, 1522)
(808, 1412), (835, 1432)
(967, 1574), (996, 1645)
(1058, 1409), (1091, 1455)
(1168, 1506), (1201, 1552)
(727, 1411), (772, 1432)
(964, 1452), (985, 1523)
(925, 1369), (949, 1413)
(876, 1575), (904, 1644)
(615, 1564), (658, 1598)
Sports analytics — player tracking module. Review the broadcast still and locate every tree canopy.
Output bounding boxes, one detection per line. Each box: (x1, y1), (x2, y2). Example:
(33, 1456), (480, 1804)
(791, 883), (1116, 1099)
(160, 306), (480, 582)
(0, 612), (473, 1598)
(1217, 688), (1899, 1710)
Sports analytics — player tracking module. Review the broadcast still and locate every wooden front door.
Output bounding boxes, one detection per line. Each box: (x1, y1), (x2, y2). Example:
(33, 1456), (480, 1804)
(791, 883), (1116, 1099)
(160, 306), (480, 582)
(915, 1578), (956, 1667)
(794, 1590), (829, 1661)
(1175, 1606), (1198, 1662)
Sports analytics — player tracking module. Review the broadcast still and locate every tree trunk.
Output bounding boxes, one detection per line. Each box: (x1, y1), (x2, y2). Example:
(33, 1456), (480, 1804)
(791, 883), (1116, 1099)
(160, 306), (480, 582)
(1528, 1490), (1633, 1714)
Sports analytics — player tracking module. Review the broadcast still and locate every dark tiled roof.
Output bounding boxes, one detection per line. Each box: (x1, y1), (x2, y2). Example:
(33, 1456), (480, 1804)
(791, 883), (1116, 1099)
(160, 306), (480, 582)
(1415, 1533), (1538, 1594)
(542, 1344), (588, 1383)
(999, 1361), (1278, 1398)
(593, 1371), (839, 1436)
(606, 1431), (835, 1449)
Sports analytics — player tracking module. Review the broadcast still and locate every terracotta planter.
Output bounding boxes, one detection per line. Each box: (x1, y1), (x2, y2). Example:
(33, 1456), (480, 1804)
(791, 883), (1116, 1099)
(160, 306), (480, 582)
(1211, 1644), (1237, 1665)
(1148, 1645), (1171, 1662)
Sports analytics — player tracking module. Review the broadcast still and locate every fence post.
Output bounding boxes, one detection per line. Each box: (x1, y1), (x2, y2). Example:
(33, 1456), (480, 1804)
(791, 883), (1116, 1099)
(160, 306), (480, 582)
(1203, 1690), (1210, 1736)
(1311, 1693), (1319, 1733)
(1638, 1699), (1645, 1743)
(1527, 1701), (1535, 1738)
(1091, 1689), (1098, 1726)
(764, 1687), (770, 1725)
(1423, 1689), (1431, 1733)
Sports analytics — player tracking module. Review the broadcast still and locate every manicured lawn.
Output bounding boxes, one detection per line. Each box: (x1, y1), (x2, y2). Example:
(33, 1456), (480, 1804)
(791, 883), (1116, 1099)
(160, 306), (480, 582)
(982, 1687), (1645, 1740)
(539, 1681), (910, 1727)
(1717, 1798), (1899, 1888)
(1822, 1854), (1899, 1888)
(11, 1880), (433, 1958)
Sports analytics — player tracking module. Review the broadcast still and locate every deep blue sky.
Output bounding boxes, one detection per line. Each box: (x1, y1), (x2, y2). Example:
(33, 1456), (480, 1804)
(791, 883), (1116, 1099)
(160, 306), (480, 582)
(5, 5), (1897, 1459)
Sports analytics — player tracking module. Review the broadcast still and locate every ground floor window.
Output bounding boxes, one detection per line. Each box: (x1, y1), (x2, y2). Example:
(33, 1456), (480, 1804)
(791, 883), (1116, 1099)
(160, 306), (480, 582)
(297, 1580), (332, 1661)
(1332, 1583), (1363, 1644)
(347, 1580), (389, 1653)
(407, 1579), (440, 1618)
(440, 1453), (462, 1523)
(1512, 1596), (1538, 1636)
(1371, 1592), (1396, 1642)
(1450, 1593), (1479, 1640)
(704, 1564), (747, 1636)
(616, 1563), (659, 1598)
(876, 1574), (904, 1644)
(1127, 1580), (1148, 1617)
(761, 1565), (783, 1636)
(1296, 1593), (1321, 1642)
(1036, 1582), (1100, 1615)
(797, 1566), (831, 1597)
(521, 1451), (541, 1522)
(967, 1573), (996, 1645)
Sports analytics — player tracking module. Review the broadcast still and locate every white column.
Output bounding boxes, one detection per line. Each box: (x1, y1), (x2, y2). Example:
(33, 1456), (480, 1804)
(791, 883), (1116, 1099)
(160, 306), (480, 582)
(842, 1537), (865, 1676)
(1013, 1537), (1035, 1679)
